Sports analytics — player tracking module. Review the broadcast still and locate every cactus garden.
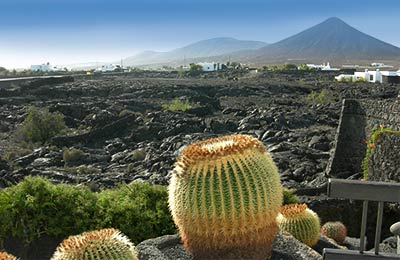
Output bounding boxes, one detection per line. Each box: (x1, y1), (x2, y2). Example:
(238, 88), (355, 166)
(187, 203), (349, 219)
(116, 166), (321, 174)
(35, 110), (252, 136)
(0, 71), (399, 259)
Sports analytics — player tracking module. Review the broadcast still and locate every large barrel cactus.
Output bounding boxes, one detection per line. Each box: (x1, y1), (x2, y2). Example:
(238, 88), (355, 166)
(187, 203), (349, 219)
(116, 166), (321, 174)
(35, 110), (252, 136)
(51, 228), (137, 260)
(0, 252), (18, 260)
(169, 134), (283, 259)
(277, 203), (320, 247)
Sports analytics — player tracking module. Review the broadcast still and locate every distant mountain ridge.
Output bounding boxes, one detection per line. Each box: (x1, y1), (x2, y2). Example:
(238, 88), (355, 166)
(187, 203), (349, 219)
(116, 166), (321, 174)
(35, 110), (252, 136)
(122, 37), (267, 66)
(235, 17), (400, 64)
(111, 17), (400, 68)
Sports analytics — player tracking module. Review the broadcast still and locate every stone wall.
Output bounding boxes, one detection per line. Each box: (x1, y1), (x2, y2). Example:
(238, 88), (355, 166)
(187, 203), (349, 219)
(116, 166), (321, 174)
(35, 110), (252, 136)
(367, 132), (400, 182)
(327, 98), (400, 178)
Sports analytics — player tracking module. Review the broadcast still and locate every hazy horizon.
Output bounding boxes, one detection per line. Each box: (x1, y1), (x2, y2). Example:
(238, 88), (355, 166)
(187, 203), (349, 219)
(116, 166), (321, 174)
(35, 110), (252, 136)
(1, 0), (400, 69)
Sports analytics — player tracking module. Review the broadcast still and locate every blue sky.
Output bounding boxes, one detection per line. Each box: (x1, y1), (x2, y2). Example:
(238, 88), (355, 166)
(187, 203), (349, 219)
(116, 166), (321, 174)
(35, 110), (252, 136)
(0, 0), (399, 69)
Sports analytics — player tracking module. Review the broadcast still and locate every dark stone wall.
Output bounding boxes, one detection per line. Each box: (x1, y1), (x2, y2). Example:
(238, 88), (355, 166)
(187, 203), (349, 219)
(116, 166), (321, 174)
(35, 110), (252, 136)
(327, 98), (400, 178)
(367, 132), (400, 182)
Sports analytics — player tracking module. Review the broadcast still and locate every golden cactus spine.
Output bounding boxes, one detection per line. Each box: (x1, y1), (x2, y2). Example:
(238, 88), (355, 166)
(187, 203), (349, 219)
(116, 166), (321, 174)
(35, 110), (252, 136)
(321, 221), (347, 244)
(277, 203), (320, 247)
(51, 228), (137, 260)
(0, 252), (18, 260)
(169, 134), (283, 260)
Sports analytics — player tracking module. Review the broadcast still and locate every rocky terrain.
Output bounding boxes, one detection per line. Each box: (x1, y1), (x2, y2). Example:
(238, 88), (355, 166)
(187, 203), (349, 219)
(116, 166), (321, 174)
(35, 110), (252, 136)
(0, 70), (399, 190)
(0, 70), (399, 248)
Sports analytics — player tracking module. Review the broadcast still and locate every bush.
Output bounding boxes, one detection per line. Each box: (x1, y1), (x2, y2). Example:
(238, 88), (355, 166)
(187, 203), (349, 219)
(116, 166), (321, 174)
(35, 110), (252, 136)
(96, 182), (176, 244)
(19, 106), (66, 144)
(282, 188), (300, 205)
(0, 176), (97, 244)
(0, 176), (176, 245)
(62, 148), (86, 166)
(306, 89), (334, 105)
(118, 109), (135, 118)
(162, 98), (193, 111)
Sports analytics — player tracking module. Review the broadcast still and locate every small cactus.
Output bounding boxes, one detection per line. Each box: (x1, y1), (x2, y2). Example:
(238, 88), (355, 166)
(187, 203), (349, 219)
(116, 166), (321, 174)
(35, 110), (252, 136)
(277, 203), (320, 247)
(169, 134), (283, 259)
(51, 228), (137, 260)
(321, 221), (347, 244)
(0, 252), (18, 260)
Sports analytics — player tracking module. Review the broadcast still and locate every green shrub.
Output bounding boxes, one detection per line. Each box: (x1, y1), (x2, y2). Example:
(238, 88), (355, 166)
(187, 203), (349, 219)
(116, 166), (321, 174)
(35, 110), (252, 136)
(119, 109), (135, 118)
(19, 106), (66, 144)
(356, 77), (366, 82)
(0, 176), (176, 246)
(306, 89), (334, 105)
(0, 176), (97, 244)
(1, 148), (32, 162)
(283, 188), (300, 205)
(162, 98), (193, 111)
(62, 148), (86, 166)
(96, 182), (176, 244)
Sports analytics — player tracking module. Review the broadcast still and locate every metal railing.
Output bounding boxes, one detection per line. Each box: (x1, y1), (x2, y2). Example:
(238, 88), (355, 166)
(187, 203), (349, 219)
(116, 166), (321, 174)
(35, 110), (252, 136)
(323, 178), (400, 260)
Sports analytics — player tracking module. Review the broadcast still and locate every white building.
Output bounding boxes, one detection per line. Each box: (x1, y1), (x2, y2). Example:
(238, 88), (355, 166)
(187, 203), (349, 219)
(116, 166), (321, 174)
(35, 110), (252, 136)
(371, 62), (393, 68)
(95, 64), (122, 73)
(335, 69), (400, 83)
(305, 62), (340, 71)
(31, 62), (64, 72)
(197, 62), (223, 72)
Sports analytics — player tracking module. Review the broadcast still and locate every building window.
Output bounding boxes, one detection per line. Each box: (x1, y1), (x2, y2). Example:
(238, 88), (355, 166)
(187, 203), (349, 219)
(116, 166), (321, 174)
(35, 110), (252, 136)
(370, 75), (373, 81)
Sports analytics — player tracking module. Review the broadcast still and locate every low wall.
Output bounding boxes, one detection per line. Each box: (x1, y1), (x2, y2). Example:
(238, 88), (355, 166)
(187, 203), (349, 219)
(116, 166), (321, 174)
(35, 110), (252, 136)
(0, 76), (74, 89)
(367, 132), (400, 182)
(327, 98), (400, 178)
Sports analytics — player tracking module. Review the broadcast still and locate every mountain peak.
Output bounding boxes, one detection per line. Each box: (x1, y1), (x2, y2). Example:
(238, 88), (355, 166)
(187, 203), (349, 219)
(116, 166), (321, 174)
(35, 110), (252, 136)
(324, 17), (345, 23)
(247, 17), (400, 63)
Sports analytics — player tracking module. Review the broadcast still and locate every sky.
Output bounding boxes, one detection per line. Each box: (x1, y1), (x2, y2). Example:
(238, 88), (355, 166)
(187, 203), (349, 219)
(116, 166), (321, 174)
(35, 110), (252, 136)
(0, 0), (400, 69)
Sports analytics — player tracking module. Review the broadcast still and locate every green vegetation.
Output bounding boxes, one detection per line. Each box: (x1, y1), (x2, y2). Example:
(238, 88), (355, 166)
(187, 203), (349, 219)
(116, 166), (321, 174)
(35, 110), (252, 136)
(282, 188), (300, 205)
(297, 64), (315, 71)
(356, 77), (366, 82)
(1, 148), (32, 162)
(263, 64), (298, 71)
(361, 126), (400, 179)
(0, 176), (176, 245)
(18, 106), (66, 144)
(189, 64), (202, 72)
(97, 182), (175, 244)
(118, 109), (135, 118)
(306, 89), (334, 105)
(162, 98), (193, 111)
(62, 148), (86, 166)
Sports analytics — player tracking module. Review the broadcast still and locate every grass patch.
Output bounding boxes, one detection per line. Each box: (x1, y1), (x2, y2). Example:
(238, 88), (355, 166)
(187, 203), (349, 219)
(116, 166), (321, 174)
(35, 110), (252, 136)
(306, 89), (334, 105)
(162, 98), (193, 111)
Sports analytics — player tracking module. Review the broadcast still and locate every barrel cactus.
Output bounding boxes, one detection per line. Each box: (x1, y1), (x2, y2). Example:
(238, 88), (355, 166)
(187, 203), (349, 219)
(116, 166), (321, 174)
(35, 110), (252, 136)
(51, 228), (137, 260)
(321, 221), (347, 244)
(169, 134), (283, 259)
(0, 252), (18, 260)
(277, 203), (320, 247)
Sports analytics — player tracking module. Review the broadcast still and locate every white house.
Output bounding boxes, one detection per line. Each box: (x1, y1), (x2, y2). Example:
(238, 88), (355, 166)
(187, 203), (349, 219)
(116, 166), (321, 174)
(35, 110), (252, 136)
(335, 69), (400, 83)
(95, 64), (122, 73)
(31, 62), (64, 72)
(306, 62), (340, 71)
(197, 62), (223, 72)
